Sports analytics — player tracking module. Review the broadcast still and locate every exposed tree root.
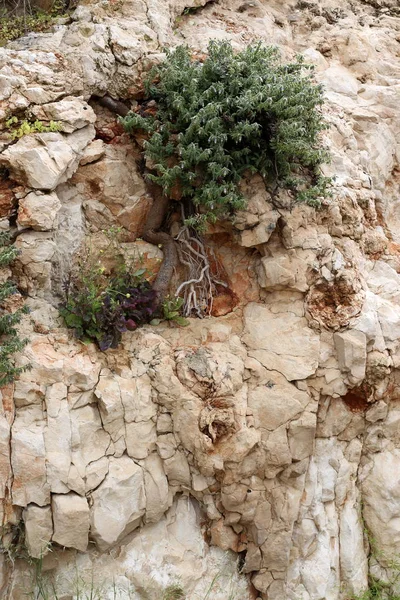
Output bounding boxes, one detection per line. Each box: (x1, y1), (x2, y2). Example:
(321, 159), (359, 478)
(142, 184), (178, 304)
(174, 207), (227, 317)
(92, 95), (226, 314)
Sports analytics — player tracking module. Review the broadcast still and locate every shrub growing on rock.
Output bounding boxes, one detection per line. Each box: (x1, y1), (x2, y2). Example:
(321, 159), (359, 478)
(122, 40), (330, 231)
(61, 242), (158, 351)
(0, 232), (30, 386)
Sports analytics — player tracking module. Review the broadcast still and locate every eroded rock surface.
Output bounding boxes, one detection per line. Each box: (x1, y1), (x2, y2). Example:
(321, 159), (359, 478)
(1, 0), (400, 599)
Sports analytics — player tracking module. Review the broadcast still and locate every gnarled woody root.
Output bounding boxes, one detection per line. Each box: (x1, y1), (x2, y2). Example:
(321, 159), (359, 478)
(94, 95), (224, 312)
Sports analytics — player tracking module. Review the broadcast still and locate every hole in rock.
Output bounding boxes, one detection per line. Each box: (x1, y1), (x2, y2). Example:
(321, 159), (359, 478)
(342, 386), (370, 412)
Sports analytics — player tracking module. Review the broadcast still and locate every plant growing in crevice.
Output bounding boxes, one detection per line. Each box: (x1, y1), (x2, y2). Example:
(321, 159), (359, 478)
(348, 522), (400, 600)
(122, 40), (330, 228)
(151, 296), (189, 327)
(61, 234), (159, 351)
(5, 116), (62, 140)
(0, 231), (30, 386)
(118, 40), (330, 314)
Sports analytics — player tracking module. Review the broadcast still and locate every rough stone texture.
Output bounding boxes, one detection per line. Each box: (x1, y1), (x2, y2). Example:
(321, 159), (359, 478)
(1, 0), (400, 598)
(52, 493), (90, 552)
(23, 504), (53, 559)
(17, 191), (61, 231)
(30, 97), (96, 133)
(90, 456), (146, 551)
(0, 127), (95, 190)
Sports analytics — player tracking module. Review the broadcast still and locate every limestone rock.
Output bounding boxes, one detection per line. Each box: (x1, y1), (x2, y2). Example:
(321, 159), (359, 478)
(17, 191), (61, 231)
(75, 144), (152, 237)
(90, 456), (146, 551)
(125, 420), (157, 459)
(79, 139), (105, 165)
(52, 493), (90, 552)
(320, 65), (359, 98)
(23, 504), (53, 559)
(11, 406), (50, 507)
(0, 126), (95, 190)
(334, 330), (367, 385)
(257, 253), (309, 292)
(362, 450), (400, 562)
(2, 0), (400, 597)
(210, 519), (239, 552)
(143, 453), (170, 523)
(249, 374), (310, 433)
(243, 302), (320, 380)
(31, 97), (96, 133)
(43, 383), (72, 494)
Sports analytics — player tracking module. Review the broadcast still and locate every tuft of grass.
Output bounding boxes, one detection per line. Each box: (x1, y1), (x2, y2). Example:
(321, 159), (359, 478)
(163, 583), (185, 600)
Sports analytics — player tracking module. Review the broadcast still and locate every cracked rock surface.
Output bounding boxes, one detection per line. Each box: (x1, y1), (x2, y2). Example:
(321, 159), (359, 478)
(1, 0), (400, 598)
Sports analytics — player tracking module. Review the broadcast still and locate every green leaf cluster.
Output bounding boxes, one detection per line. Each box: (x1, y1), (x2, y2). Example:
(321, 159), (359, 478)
(0, 232), (30, 387)
(61, 234), (159, 350)
(151, 296), (189, 327)
(122, 40), (330, 229)
(5, 117), (62, 140)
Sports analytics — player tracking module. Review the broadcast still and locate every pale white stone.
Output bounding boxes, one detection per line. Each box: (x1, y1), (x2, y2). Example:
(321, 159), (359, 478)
(257, 254), (309, 292)
(52, 493), (90, 552)
(243, 303), (320, 380)
(334, 330), (367, 385)
(79, 139), (105, 165)
(1, 126), (94, 190)
(23, 504), (53, 559)
(249, 374), (310, 433)
(17, 191), (61, 231)
(44, 383), (71, 493)
(125, 420), (157, 460)
(362, 450), (400, 561)
(144, 453), (170, 523)
(90, 456), (146, 551)
(321, 65), (359, 98)
(11, 406), (50, 507)
(31, 97), (96, 133)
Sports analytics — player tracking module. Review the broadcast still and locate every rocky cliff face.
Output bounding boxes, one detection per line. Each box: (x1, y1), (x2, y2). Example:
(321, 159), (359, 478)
(0, 0), (400, 598)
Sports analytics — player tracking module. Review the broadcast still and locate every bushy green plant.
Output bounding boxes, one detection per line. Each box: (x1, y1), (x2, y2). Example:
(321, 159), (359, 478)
(5, 117), (62, 140)
(122, 40), (330, 230)
(62, 251), (157, 351)
(0, 232), (30, 386)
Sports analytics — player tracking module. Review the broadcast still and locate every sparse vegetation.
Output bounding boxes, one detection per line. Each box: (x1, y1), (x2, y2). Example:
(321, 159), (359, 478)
(162, 583), (185, 600)
(61, 229), (188, 350)
(0, 0), (68, 46)
(151, 296), (189, 327)
(0, 231), (30, 386)
(348, 526), (400, 600)
(119, 40), (330, 318)
(5, 116), (62, 140)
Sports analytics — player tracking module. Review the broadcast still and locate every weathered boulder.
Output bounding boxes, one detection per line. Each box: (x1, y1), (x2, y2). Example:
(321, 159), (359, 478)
(17, 191), (61, 231)
(31, 97), (96, 133)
